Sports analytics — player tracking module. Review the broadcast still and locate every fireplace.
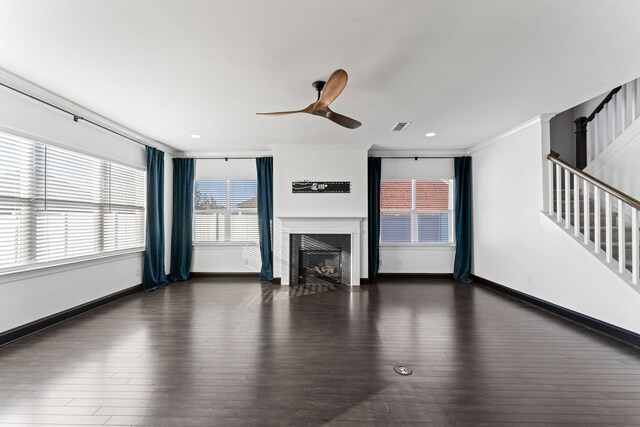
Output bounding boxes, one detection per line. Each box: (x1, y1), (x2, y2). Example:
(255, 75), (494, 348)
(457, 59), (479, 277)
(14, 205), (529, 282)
(275, 217), (363, 286)
(290, 234), (351, 286)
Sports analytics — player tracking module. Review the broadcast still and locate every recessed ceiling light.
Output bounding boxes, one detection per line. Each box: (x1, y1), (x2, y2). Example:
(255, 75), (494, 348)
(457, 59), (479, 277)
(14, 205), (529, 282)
(190, 134), (201, 139)
(425, 132), (436, 137)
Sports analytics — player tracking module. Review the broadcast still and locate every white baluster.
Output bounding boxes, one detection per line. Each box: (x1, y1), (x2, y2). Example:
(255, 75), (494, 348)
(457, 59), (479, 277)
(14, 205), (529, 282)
(605, 193), (612, 263)
(548, 161), (554, 216)
(556, 164), (562, 222)
(565, 169), (571, 229)
(603, 102), (609, 149)
(594, 113), (600, 157)
(618, 199), (626, 274)
(632, 79), (638, 121)
(583, 180), (590, 245)
(594, 187), (601, 254)
(613, 93), (619, 140)
(610, 99), (616, 145)
(633, 208), (638, 285)
(586, 120), (593, 163)
(621, 84), (628, 130)
(574, 175), (580, 237)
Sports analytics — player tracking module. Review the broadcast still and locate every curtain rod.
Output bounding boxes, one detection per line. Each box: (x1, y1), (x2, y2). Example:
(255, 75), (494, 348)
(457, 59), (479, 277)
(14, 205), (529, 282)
(191, 156), (459, 160)
(0, 81), (148, 148)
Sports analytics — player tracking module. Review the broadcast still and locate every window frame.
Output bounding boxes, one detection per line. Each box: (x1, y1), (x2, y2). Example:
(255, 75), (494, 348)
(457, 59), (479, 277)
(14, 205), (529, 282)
(379, 178), (455, 247)
(193, 178), (259, 246)
(0, 130), (146, 277)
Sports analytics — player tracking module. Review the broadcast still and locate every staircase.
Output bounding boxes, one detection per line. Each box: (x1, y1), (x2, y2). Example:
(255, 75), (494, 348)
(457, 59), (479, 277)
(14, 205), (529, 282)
(583, 77), (640, 167)
(547, 155), (640, 287)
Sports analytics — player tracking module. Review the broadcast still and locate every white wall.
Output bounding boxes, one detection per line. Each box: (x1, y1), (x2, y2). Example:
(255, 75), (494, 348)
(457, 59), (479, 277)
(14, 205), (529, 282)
(0, 85), (172, 334)
(273, 145), (368, 218)
(472, 118), (640, 334)
(0, 254), (142, 332)
(379, 158), (455, 274)
(191, 158), (260, 273)
(549, 109), (575, 164)
(272, 144), (369, 280)
(0, 87), (146, 168)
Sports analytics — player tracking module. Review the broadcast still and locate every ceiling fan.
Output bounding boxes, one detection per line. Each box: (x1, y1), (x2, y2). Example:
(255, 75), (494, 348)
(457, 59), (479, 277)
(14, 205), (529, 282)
(257, 69), (362, 129)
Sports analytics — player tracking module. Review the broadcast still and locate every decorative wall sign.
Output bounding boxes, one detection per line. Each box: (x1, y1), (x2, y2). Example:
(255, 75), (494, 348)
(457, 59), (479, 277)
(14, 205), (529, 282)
(292, 181), (350, 193)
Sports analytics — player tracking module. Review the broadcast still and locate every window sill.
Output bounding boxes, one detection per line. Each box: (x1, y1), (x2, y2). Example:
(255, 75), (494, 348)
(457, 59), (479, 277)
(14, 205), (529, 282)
(193, 242), (259, 248)
(0, 249), (144, 285)
(380, 243), (455, 249)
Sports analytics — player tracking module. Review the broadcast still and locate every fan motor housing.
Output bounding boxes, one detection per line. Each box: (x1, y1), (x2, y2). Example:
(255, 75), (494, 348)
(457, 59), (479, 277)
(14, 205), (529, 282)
(312, 80), (326, 92)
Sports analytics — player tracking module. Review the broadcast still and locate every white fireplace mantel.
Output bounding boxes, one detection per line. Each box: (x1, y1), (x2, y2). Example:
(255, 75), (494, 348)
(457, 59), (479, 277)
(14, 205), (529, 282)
(276, 216), (364, 286)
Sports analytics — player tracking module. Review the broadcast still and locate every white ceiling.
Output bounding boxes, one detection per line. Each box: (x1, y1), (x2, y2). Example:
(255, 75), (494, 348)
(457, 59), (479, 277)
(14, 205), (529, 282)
(1, 0), (640, 153)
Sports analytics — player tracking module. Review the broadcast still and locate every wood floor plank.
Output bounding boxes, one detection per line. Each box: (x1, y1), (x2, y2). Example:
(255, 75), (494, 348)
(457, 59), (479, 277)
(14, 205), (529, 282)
(0, 414), (109, 424)
(0, 406), (99, 416)
(0, 276), (639, 425)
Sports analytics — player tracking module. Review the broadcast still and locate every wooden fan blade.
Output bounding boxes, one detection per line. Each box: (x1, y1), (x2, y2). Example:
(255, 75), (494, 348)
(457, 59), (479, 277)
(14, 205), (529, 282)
(256, 103), (314, 116)
(315, 69), (348, 109)
(326, 109), (361, 129)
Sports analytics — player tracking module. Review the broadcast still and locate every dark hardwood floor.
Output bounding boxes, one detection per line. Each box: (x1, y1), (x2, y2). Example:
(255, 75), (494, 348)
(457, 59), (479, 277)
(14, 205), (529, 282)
(1, 277), (640, 426)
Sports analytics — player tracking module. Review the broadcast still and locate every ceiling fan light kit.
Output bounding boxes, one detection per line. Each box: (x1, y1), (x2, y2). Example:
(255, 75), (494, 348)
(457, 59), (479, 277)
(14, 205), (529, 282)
(257, 69), (362, 129)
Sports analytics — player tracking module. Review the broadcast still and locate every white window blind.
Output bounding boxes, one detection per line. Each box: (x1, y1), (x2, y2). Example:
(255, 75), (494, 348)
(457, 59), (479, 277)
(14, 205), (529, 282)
(380, 179), (454, 244)
(194, 179), (258, 243)
(0, 136), (35, 269)
(0, 132), (145, 273)
(104, 162), (146, 253)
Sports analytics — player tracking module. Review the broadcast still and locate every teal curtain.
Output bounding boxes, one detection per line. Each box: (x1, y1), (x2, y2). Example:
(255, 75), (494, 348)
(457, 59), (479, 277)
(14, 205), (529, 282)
(143, 146), (168, 292)
(256, 157), (273, 281)
(453, 156), (473, 283)
(168, 158), (194, 283)
(367, 157), (382, 282)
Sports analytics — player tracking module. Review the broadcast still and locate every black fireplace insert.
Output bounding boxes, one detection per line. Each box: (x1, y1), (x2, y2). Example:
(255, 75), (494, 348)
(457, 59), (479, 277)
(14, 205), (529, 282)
(289, 234), (351, 286)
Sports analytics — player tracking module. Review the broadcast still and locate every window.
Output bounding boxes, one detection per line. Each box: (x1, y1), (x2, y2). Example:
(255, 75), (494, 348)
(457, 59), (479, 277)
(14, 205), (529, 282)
(194, 179), (258, 243)
(380, 179), (454, 244)
(0, 132), (145, 273)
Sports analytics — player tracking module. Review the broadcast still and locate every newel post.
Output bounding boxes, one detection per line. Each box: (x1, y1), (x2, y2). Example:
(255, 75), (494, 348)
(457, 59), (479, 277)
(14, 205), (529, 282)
(574, 116), (588, 170)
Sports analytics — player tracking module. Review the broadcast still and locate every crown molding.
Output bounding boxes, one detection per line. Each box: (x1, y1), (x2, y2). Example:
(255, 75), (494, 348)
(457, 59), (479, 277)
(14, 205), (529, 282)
(177, 150), (273, 158)
(467, 115), (556, 154)
(539, 113), (556, 124)
(0, 67), (178, 155)
(368, 149), (467, 158)
(269, 143), (372, 152)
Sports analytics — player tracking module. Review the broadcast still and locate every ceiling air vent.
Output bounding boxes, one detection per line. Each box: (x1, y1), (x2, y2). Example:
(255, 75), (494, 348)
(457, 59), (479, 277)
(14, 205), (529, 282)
(391, 121), (412, 132)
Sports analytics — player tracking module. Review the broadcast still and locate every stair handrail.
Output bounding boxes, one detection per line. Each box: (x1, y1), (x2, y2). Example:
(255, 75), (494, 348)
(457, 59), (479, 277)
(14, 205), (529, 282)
(547, 154), (640, 210)
(574, 85), (624, 169)
(586, 86), (622, 123)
